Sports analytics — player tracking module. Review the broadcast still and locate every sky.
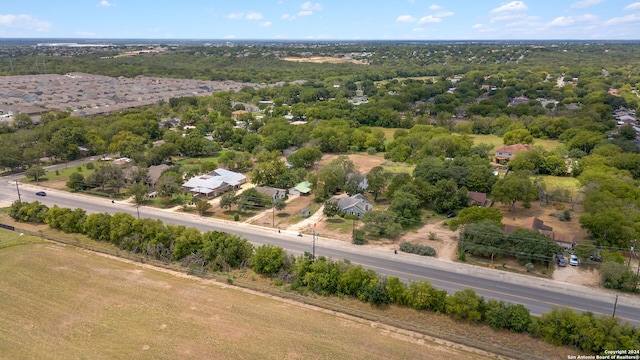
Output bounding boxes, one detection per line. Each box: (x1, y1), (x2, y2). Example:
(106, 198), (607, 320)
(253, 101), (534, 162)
(0, 0), (639, 40)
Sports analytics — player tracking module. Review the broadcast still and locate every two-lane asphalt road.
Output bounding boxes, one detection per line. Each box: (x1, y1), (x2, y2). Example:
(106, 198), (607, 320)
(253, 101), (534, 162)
(2, 181), (639, 327)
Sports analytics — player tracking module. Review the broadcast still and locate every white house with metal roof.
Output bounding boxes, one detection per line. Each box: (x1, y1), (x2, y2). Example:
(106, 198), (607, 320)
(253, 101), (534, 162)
(182, 168), (246, 197)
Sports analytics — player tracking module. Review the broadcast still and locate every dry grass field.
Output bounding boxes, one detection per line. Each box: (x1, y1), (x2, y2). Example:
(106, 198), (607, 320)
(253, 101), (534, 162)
(0, 237), (501, 360)
(281, 56), (367, 65)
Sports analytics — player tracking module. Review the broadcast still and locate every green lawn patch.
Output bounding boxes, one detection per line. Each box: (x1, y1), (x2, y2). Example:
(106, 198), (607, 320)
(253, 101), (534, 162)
(534, 175), (581, 192)
(468, 134), (560, 152)
(381, 160), (415, 174)
(323, 217), (358, 234)
(23, 161), (98, 183)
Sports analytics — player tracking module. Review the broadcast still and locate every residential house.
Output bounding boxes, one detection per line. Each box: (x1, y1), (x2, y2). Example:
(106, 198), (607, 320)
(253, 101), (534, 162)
(231, 109), (249, 121)
(289, 181), (312, 196)
(494, 143), (533, 164)
(508, 96), (529, 107)
(148, 164), (170, 188)
(337, 193), (373, 218)
(254, 186), (287, 201)
(182, 168), (246, 197)
(467, 191), (488, 207)
(503, 217), (576, 250)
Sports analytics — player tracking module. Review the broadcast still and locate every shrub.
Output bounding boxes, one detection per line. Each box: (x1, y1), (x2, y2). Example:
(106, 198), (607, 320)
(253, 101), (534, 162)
(399, 242), (436, 256)
(234, 213), (240, 221)
(85, 162), (95, 170)
(352, 229), (366, 245)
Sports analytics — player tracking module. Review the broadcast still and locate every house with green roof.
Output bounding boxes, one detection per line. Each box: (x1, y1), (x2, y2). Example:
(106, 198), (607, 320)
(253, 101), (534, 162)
(289, 181), (312, 196)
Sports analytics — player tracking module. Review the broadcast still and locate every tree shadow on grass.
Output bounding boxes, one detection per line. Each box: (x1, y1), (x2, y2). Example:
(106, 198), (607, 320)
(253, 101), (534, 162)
(327, 218), (345, 224)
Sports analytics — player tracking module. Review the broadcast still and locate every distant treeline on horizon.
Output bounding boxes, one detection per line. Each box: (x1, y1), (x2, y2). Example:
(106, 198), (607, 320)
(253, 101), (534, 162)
(1, 38), (640, 47)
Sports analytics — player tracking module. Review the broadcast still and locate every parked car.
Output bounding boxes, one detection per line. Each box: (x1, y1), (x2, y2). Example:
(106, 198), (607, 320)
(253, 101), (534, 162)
(557, 257), (566, 267)
(445, 211), (457, 218)
(35, 191), (46, 196)
(589, 254), (602, 262)
(569, 254), (579, 266)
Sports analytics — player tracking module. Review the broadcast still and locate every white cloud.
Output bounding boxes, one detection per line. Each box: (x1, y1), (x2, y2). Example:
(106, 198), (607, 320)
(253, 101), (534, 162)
(435, 11), (454, 17)
(245, 12), (264, 20)
(300, 2), (323, 11)
(472, 23), (484, 29)
(0, 14), (51, 31)
(570, 0), (603, 9)
(227, 12), (264, 20)
(281, 13), (294, 20)
(490, 13), (527, 23)
(605, 13), (640, 25)
(224, 34), (236, 39)
(396, 15), (416, 23)
(490, 1), (528, 14)
(259, 21), (272, 27)
(97, 0), (115, 7)
(418, 15), (442, 24)
(297, 10), (313, 16)
(625, 2), (640, 10)
(413, 27), (424, 32)
(547, 14), (597, 27)
(429, 4), (442, 10)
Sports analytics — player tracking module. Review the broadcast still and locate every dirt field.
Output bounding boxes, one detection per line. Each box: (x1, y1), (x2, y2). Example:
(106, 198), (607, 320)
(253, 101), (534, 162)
(0, 239), (501, 360)
(318, 153), (387, 174)
(281, 56), (367, 65)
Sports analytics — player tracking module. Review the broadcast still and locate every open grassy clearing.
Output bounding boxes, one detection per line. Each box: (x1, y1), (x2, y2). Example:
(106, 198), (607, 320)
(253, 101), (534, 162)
(468, 134), (560, 152)
(536, 175), (581, 192)
(0, 240), (500, 360)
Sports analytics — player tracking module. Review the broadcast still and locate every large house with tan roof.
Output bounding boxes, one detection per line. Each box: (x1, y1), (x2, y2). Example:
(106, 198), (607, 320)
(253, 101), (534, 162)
(494, 143), (533, 164)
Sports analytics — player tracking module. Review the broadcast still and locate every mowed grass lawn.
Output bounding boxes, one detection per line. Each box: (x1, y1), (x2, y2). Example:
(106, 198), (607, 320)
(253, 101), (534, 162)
(468, 134), (560, 151)
(0, 239), (491, 360)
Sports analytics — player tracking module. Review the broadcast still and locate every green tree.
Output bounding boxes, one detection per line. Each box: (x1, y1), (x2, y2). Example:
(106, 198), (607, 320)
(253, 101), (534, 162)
(287, 147), (323, 168)
(66, 171), (86, 191)
(385, 276), (408, 305)
(25, 166), (46, 181)
(126, 182), (149, 205)
(449, 207), (503, 230)
(251, 245), (287, 276)
(405, 280), (447, 313)
(83, 213), (112, 241)
(503, 128), (533, 145)
(389, 190), (421, 228)
(219, 191), (238, 210)
(337, 265), (377, 298)
(195, 199), (212, 216)
(445, 289), (485, 322)
(362, 210), (402, 238)
(491, 172), (537, 212)
(323, 200), (341, 218)
(366, 166), (390, 201)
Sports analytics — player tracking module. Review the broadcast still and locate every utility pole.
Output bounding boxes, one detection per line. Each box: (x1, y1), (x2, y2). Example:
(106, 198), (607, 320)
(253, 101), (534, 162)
(312, 223), (317, 260)
(612, 294), (619, 318)
(15, 180), (21, 201)
(272, 204), (275, 227)
(628, 240), (636, 269)
(136, 205), (140, 219)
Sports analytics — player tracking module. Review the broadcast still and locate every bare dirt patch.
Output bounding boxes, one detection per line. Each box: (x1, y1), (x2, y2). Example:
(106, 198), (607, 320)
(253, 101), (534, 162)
(281, 56), (367, 65)
(318, 153), (387, 174)
(395, 218), (459, 261)
(498, 201), (587, 243)
(553, 263), (601, 286)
